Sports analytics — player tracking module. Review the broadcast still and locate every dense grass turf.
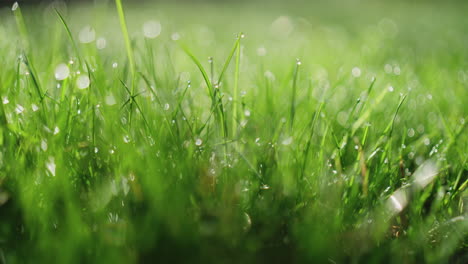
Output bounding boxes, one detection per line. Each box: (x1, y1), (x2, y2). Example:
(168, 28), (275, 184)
(0, 0), (467, 263)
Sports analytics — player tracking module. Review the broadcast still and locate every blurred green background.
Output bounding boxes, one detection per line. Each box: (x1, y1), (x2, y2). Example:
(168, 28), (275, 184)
(0, 0), (467, 263)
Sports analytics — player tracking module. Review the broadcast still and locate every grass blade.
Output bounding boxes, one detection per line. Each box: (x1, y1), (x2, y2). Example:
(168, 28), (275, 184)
(115, 0), (136, 93)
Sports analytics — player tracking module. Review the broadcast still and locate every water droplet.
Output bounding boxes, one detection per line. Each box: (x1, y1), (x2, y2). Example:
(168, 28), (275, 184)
(388, 189), (407, 213)
(41, 139), (48, 151)
(112, 62), (118, 68)
(423, 138), (430, 146)
(194, 138), (203, 146)
(388, 86), (394, 92)
(264, 70), (276, 81)
(260, 184), (270, 190)
(393, 66), (401, 75)
(148, 136), (155, 146)
(413, 160), (438, 188)
(94, 147), (99, 153)
(429, 146), (438, 156)
(96, 37), (107, 49)
(2, 97), (9, 105)
(46, 157), (56, 176)
(55, 63), (70, 80)
(15, 104), (24, 114)
(257, 46), (267, 56)
(143, 20), (162, 39)
(105, 93), (116, 106)
(243, 212), (251, 231)
(12, 2), (18, 11)
(108, 212), (119, 223)
(407, 128), (415, 137)
(164, 103), (170, 111)
(337, 111), (348, 126)
(379, 18), (399, 38)
(11, 2), (19, 11)
(244, 110), (251, 117)
(79, 26), (96, 43)
(270, 16), (294, 38)
(282, 137), (293, 146)
(296, 59), (302, 65)
(240, 120), (248, 127)
(53, 126), (60, 135)
(384, 64), (393, 74)
(76, 75), (90, 89)
(171, 32), (180, 41)
(352, 67), (361, 77)
(417, 125), (425, 133)
(123, 135), (130, 143)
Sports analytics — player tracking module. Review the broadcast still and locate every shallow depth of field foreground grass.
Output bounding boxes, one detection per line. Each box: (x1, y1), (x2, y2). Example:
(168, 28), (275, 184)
(0, 0), (467, 263)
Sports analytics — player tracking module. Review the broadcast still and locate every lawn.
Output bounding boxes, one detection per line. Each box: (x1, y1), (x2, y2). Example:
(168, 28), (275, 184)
(0, 0), (467, 263)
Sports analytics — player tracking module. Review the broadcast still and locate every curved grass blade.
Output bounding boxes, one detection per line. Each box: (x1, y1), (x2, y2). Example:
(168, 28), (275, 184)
(115, 0), (136, 93)
(180, 44), (214, 98)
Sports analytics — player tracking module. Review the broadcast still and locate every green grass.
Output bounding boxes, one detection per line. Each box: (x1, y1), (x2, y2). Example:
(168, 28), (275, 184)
(0, 0), (467, 263)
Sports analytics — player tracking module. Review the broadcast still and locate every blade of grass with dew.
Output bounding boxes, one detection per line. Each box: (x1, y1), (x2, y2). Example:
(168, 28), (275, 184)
(290, 59), (301, 129)
(115, 0), (136, 90)
(181, 44), (228, 143)
(54, 9), (82, 67)
(115, 0), (137, 128)
(12, 2), (29, 52)
(232, 33), (242, 136)
(300, 102), (324, 180)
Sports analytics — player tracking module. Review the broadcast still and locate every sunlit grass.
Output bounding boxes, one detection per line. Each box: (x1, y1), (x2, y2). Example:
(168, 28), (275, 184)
(0, 0), (466, 263)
